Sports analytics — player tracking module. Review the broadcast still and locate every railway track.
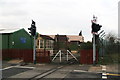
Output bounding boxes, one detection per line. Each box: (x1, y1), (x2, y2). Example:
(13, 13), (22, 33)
(29, 58), (79, 80)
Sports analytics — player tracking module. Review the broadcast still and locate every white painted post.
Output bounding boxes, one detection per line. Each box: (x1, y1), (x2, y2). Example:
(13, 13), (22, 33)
(67, 50), (78, 61)
(52, 50), (60, 61)
(60, 50), (62, 63)
(67, 51), (69, 61)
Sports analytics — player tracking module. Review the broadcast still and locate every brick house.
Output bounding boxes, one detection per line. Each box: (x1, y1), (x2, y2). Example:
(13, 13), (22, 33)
(36, 34), (54, 56)
(36, 33), (84, 55)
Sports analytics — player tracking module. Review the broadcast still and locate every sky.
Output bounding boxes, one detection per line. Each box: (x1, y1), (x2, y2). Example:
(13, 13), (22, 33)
(0, 0), (119, 41)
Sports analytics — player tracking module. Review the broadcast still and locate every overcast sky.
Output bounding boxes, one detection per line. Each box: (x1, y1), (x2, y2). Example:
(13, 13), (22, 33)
(0, 0), (119, 41)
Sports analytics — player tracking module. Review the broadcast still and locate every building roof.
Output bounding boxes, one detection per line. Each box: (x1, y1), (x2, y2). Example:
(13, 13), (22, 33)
(55, 35), (68, 42)
(40, 35), (54, 40)
(49, 35), (55, 39)
(67, 35), (84, 42)
(49, 35), (84, 42)
(0, 28), (22, 34)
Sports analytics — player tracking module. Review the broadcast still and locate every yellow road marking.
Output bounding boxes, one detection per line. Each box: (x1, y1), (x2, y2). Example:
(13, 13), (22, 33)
(107, 73), (120, 76)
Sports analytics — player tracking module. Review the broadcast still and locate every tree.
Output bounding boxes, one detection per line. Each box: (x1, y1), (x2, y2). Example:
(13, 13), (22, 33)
(105, 33), (118, 54)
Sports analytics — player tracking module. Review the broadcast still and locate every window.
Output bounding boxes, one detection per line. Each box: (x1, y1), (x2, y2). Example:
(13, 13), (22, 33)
(50, 41), (54, 48)
(36, 40), (39, 48)
(45, 40), (53, 49)
(39, 39), (53, 49)
(46, 40), (49, 48)
(40, 39), (44, 48)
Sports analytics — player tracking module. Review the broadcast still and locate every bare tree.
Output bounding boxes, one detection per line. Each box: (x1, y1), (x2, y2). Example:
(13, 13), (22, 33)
(105, 32), (119, 54)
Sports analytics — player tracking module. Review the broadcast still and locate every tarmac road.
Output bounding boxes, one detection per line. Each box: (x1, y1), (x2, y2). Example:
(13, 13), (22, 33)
(2, 61), (120, 80)
(1, 64), (103, 80)
(2, 67), (32, 78)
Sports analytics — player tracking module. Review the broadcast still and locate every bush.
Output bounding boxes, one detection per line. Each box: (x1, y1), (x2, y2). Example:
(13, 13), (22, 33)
(69, 43), (79, 50)
(101, 53), (120, 64)
(79, 42), (93, 50)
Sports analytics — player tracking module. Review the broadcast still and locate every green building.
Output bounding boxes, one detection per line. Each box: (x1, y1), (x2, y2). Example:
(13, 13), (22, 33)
(0, 28), (33, 61)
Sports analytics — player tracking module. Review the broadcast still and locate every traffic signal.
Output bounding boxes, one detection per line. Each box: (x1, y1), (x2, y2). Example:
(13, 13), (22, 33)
(28, 20), (36, 36)
(92, 22), (102, 33)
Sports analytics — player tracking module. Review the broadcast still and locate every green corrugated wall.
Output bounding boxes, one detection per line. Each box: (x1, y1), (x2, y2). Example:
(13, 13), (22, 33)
(2, 34), (9, 49)
(2, 29), (33, 49)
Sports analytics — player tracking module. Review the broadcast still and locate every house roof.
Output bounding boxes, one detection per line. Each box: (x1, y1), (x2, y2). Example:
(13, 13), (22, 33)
(40, 35), (54, 40)
(49, 35), (55, 39)
(49, 35), (84, 42)
(67, 35), (84, 42)
(55, 35), (68, 41)
(0, 28), (22, 34)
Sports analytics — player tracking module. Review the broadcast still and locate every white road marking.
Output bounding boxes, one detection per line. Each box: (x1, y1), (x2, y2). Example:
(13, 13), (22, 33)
(57, 66), (63, 69)
(102, 65), (107, 79)
(0, 65), (35, 71)
(102, 66), (106, 71)
(14, 66), (35, 69)
(102, 72), (107, 76)
(74, 70), (87, 72)
(102, 76), (107, 79)
(102, 69), (106, 71)
(74, 70), (103, 74)
(0, 66), (14, 71)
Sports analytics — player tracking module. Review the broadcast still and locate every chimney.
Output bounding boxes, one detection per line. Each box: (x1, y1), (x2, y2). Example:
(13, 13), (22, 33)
(79, 30), (82, 36)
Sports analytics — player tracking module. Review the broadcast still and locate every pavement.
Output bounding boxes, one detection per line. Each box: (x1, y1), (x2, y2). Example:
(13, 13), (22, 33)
(88, 64), (120, 73)
(88, 65), (102, 73)
(2, 60), (24, 68)
(106, 64), (120, 73)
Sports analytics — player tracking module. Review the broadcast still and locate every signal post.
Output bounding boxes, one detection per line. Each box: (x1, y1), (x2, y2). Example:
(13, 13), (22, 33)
(28, 20), (36, 64)
(91, 16), (102, 65)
